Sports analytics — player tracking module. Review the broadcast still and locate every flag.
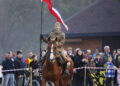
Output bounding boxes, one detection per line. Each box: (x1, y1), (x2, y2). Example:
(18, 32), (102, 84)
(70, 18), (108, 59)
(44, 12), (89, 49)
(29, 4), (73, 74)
(41, 0), (69, 30)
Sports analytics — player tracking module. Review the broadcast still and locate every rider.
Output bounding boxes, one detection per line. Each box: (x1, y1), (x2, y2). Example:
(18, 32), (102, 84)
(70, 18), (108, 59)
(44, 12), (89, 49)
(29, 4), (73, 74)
(41, 22), (70, 75)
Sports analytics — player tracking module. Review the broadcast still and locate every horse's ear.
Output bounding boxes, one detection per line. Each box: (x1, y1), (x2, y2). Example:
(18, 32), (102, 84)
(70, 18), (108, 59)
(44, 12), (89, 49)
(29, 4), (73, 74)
(48, 37), (51, 42)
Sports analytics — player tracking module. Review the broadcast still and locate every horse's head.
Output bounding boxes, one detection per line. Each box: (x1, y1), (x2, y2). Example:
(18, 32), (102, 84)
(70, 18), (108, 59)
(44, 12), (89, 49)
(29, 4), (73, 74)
(46, 37), (58, 63)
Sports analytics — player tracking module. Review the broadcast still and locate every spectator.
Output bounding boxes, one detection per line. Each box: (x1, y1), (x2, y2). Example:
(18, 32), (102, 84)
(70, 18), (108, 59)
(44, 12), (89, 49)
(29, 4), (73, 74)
(40, 50), (47, 66)
(14, 50), (25, 86)
(30, 55), (39, 70)
(28, 52), (34, 58)
(105, 57), (115, 86)
(41, 50), (46, 56)
(113, 50), (117, 60)
(115, 49), (120, 85)
(83, 49), (89, 61)
(87, 55), (96, 74)
(13, 52), (17, 59)
(2, 51), (15, 86)
(86, 56), (96, 86)
(74, 48), (80, 55)
(73, 49), (87, 86)
(103, 46), (112, 63)
(87, 49), (92, 58)
(94, 54), (104, 67)
(71, 48), (79, 86)
(25, 52), (34, 68)
(30, 55), (39, 76)
(93, 48), (99, 59)
(25, 52), (34, 86)
(115, 49), (120, 67)
(94, 54), (104, 74)
(117, 65), (120, 86)
(67, 47), (74, 61)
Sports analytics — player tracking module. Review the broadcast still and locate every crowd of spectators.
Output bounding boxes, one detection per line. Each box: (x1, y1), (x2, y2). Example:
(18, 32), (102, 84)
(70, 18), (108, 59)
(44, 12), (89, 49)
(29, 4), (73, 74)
(66, 46), (120, 86)
(1, 50), (39, 86)
(1, 45), (120, 86)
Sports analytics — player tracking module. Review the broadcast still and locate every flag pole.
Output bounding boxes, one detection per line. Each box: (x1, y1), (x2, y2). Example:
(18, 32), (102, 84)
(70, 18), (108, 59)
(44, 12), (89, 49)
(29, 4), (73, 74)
(39, 0), (44, 79)
(40, 0), (43, 61)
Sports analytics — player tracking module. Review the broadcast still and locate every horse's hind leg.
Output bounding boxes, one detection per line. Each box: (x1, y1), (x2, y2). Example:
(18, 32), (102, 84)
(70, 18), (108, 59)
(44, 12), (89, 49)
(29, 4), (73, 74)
(54, 80), (59, 86)
(42, 78), (46, 86)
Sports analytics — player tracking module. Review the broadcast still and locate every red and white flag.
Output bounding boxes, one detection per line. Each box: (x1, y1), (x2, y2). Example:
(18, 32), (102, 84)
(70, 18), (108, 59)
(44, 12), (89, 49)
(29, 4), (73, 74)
(41, 0), (69, 31)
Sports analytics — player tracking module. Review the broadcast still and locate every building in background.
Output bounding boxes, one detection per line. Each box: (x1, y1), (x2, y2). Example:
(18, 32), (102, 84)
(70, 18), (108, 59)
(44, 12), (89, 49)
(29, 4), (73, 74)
(64, 0), (120, 52)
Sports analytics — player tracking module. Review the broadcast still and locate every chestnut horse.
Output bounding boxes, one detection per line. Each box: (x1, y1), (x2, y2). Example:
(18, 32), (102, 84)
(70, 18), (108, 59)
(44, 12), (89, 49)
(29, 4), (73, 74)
(41, 38), (74, 86)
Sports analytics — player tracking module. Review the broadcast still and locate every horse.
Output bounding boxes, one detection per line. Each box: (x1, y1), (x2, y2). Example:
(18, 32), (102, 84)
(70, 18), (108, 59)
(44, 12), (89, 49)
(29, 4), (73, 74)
(41, 38), (74, 86)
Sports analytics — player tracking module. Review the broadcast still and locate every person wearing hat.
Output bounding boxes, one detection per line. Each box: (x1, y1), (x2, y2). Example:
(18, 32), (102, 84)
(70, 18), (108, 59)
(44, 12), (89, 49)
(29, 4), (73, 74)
(41, 22), (71, 75)
(14, 50), (25, 86)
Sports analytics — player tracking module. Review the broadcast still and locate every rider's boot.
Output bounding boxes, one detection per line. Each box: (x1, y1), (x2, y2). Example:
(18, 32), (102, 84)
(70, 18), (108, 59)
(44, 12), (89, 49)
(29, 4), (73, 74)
(62, 62), (70, 76)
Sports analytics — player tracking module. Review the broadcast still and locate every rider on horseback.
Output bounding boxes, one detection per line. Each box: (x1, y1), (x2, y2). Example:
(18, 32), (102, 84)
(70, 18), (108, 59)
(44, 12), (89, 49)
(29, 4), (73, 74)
(41, 22), (70, 75)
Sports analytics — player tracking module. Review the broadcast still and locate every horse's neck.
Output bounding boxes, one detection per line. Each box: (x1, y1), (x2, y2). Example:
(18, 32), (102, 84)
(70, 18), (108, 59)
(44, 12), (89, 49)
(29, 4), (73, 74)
(45, 44), (58, 68)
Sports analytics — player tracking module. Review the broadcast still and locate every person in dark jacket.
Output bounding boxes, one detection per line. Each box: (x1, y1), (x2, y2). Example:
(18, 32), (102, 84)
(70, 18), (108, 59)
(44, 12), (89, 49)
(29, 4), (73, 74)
(67, 47), (74, 61)
(103, 46), (113, 63)
(94, 53), (104, 78)
(115, 49), (120, 67)
(73, 49), (88, 86)
(14, 50), (25, 86)
(86, 56), (96, 86)
(94, 54), (104, 67)
(114, 49), (120, 85)
(2, 51), (15, 86)
(30, 55), (39, 76)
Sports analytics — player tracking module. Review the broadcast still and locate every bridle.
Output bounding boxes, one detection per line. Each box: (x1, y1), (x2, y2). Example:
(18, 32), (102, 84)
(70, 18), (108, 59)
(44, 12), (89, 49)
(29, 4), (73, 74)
(48, 44), (55, 63)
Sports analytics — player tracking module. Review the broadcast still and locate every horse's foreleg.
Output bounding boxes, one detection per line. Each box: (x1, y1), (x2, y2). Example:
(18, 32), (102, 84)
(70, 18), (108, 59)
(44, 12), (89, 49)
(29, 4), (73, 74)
(41, 78), (46, 86)
(54, 80), (60, 86)
(59, 79), (64, 86)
